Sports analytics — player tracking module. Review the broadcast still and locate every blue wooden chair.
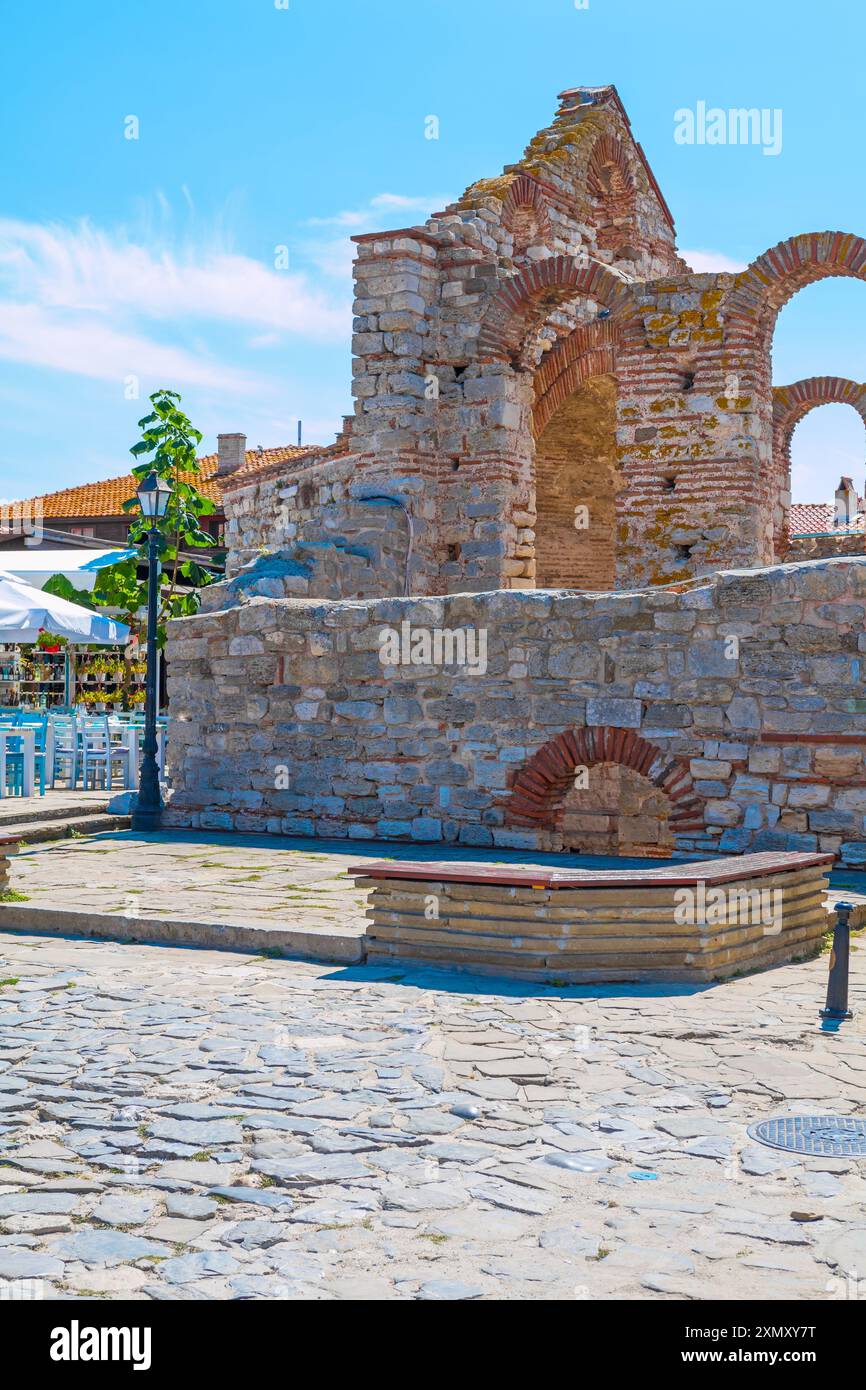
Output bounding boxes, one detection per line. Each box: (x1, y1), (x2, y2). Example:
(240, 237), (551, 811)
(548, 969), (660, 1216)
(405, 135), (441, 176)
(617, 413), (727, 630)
(2, 716), (48, 796)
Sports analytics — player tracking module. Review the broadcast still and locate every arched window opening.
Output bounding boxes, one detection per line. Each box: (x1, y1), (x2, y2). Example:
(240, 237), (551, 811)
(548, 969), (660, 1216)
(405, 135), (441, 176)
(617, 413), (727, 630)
(587, 136), (637, 255)
(534, 373), (619, 589)
(789, 405), (866, 511)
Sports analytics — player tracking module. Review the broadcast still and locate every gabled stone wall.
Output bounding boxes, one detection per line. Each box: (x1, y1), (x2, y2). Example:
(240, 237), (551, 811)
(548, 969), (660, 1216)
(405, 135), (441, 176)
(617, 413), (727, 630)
(165, 556), (866, 869)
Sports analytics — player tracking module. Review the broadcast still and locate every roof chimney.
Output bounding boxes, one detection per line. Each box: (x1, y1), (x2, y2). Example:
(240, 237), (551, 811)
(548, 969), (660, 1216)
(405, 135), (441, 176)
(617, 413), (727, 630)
(216, 433), (246, 477)
(835, 476), (857, 527)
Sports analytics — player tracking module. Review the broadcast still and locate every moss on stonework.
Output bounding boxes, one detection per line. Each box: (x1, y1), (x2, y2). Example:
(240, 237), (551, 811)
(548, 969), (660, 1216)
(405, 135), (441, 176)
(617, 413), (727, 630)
(649, 567), (692, 586)
(462, 176), (513, 204)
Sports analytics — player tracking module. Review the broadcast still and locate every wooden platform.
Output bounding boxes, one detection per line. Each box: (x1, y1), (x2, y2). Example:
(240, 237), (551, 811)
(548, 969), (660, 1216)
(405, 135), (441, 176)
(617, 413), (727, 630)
(349, 852), (835, 982)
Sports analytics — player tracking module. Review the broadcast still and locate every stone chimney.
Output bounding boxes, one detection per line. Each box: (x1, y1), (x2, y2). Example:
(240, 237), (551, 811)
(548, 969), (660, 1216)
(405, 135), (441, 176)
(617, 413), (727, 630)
(216, 433), (247, 477)
(834, 476), (857, 527)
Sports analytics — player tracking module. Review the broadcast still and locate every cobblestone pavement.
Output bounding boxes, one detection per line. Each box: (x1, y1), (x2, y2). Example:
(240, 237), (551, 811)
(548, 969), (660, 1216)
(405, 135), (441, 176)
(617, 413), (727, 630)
(0, 930), (864, 1301)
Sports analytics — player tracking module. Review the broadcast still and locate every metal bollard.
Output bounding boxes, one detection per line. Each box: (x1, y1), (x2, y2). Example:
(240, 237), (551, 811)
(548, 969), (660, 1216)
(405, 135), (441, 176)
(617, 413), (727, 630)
(820, 900), (854, 1022)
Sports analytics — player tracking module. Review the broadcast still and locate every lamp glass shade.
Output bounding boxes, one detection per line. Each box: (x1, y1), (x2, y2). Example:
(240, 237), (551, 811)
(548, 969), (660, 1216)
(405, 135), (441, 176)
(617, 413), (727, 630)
(136, 471), (173, 520)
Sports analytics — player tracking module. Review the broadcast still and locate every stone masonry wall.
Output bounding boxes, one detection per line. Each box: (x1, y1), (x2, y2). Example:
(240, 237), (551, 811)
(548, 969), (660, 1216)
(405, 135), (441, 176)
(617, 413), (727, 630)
(166, 555), (866, 870)
(788, 533), (866, 562)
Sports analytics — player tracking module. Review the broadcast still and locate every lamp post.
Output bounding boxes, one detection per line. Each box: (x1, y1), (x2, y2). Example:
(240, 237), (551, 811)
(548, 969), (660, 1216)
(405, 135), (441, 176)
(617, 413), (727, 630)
(131, 470), (173, 832)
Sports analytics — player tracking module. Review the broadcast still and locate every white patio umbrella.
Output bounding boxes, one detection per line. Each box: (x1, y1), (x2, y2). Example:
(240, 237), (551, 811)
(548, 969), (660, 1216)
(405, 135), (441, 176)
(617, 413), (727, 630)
(0, 569), (129, 645)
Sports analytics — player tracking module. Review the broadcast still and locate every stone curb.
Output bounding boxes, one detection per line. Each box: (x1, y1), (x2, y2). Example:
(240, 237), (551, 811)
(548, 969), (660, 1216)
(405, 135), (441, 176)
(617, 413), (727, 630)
(0, 902), (366, 965)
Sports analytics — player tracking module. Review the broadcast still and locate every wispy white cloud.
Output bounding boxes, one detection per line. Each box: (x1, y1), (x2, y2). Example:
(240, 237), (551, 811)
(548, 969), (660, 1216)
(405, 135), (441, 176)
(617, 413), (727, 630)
(0, 217), (350, 339)
(680, 248), (748, 274)
(0, 303), (258, 393)
(304, 192), (454, 280)
(307, 192), (453, 229)
(0, 196), (447, 391)
(0, 192), (445, 472)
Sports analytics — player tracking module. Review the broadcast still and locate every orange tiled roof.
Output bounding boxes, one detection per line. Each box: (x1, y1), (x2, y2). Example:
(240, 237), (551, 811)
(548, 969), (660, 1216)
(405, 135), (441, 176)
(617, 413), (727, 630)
(789, 502), (866, 536)
(26, 446), (317, 519)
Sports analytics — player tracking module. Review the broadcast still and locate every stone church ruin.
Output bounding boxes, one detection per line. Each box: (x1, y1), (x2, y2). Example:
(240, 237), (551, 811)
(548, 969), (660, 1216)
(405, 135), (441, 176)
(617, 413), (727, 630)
(165, 86), (866, 872)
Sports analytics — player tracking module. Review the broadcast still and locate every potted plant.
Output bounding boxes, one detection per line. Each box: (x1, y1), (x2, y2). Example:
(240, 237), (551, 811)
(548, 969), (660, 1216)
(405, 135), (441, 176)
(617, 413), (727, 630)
(36, 631), (67, 655)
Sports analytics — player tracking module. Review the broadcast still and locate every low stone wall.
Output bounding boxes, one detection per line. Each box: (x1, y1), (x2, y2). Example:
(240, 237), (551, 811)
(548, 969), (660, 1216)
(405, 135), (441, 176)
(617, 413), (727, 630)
(787, 533), (866, 562)
(0, 840), (14, 891)
(165, 555), (866, 868)
(352, 852), (832, 982)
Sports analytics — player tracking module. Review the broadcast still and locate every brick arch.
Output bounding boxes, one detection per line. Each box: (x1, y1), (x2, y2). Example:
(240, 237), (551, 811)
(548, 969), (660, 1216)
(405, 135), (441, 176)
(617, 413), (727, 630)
(501, 174), (553, 250)
(586, 133), (637, 252)
(771, 377), (866, 559)
(773, 376), (866, 446)
(532, 317), (620, 437)
(504, 726), (705, 835)
(477, 255), (636, 362)
(727, 233), (866, 345)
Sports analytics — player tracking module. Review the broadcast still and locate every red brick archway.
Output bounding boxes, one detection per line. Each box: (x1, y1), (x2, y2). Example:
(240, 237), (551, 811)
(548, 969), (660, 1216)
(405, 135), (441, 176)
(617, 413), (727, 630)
(728, 232), (866, 347)
(532, 317), (620, 437)
(504, 726), (704, 836)
(773, 376), (866, 446)
(478, 255), (636, 362)
(771, 377), (866, 557)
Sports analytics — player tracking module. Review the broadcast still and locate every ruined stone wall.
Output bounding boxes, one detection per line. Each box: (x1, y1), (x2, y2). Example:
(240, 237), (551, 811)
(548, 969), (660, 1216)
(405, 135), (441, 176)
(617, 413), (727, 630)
(614, 271), (770, 585)
(166, 556), (866, 870)
(219, 87), (866, 600)
(220, 88), (683, 596)
(223, 450), (437, 598)
(788, 533), (866, 561)
(339, 87), (680, 594)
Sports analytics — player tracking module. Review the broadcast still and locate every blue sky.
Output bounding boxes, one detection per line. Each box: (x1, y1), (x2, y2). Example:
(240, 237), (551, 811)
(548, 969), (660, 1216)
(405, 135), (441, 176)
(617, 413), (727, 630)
(0, 0), (864, 504)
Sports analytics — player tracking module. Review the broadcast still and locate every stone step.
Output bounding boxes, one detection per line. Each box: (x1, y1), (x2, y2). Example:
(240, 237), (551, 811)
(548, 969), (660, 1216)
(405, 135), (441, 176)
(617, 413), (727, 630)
(0, 800), (110, 827)
(0, 813), (130, 846)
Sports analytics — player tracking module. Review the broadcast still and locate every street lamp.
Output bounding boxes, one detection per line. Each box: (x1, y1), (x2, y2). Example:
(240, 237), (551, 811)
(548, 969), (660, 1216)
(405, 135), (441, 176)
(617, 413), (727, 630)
(131, 470), (172, 832)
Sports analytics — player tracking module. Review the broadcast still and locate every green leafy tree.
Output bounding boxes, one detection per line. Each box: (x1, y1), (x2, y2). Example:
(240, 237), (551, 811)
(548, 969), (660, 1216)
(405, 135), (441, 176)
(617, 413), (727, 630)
(42, 574), (96, 610)
(93, 388), (218, 647)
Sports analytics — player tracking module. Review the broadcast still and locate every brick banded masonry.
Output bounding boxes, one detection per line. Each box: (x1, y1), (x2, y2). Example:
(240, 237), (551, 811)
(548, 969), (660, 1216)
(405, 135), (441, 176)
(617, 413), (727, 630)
(351, 852), (832, 983)
(166, 554), (866, 869)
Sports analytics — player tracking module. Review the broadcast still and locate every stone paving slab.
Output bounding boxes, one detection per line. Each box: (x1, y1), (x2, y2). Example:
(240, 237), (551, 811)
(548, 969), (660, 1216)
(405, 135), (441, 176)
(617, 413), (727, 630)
(2, 830), (370, 955)
(0, 790), (112, 825)
(0, 927), (864, 1300)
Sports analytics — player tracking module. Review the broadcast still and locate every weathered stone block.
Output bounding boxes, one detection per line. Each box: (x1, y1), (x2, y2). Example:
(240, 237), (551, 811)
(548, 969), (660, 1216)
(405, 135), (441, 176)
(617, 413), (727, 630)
(586, 697), (642, 729)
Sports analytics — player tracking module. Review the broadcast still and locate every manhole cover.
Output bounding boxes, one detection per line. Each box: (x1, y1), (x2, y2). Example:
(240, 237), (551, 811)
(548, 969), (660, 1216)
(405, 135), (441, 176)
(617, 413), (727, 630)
(748, 1115), (866, 1157)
